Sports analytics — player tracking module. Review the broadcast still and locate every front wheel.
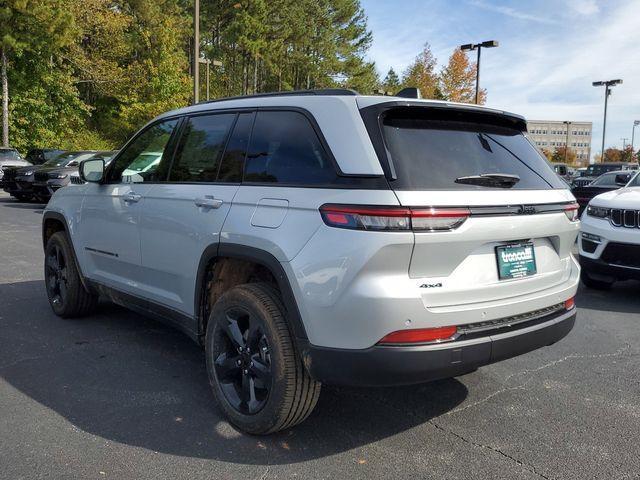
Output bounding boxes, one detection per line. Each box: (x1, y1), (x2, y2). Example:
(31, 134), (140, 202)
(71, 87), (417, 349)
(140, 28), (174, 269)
(44, 231), (98, 317)
(206, 283), (321, 434)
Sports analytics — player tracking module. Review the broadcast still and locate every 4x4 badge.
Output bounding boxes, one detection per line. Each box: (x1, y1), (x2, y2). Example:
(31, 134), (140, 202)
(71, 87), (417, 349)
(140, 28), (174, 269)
(419, 282), (442, 288)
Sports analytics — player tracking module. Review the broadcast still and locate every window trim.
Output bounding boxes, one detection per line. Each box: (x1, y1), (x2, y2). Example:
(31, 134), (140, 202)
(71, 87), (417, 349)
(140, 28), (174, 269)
(165, 111), (240, 184)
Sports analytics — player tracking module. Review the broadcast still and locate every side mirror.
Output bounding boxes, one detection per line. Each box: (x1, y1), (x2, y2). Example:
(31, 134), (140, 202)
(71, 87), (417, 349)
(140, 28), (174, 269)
(79, 158), (105, 183)
(615, 174), (629, 186)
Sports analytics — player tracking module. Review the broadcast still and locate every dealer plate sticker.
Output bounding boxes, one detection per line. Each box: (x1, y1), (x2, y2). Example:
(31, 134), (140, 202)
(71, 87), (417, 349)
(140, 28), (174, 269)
(496, 243), (537, 280)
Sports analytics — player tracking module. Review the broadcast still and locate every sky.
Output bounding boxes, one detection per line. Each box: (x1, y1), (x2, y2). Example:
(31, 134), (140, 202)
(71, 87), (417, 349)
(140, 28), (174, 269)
(360, 0), (640, 158)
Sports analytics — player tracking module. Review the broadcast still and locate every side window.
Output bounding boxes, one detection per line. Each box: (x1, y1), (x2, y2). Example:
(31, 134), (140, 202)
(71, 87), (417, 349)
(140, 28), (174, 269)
(244, 111), (336, 185)
(169, 113), (236, 182)
(217, 112), (254, 183)
(109, 119), (179, 183)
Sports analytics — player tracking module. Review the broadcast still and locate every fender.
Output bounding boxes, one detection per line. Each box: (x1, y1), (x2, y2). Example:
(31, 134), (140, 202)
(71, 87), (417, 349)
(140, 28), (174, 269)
(194, 243), (309, 342)
(41, 210), (92, 293)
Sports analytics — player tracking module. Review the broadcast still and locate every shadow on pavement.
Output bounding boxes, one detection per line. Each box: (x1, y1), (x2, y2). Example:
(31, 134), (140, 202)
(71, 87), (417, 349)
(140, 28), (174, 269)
(576, 281), (640, 314)
(0, 280), (468, 465)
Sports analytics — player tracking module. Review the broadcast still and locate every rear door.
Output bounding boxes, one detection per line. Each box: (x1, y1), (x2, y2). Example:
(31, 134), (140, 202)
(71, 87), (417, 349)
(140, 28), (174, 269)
(137, 111), (253, 316)
(373, 106), (578, 308)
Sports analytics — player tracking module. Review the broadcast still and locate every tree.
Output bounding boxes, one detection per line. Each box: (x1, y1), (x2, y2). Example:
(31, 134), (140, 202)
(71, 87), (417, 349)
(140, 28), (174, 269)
(551, 146), (577, 164)
(440, 49), (486, 104)
(401, 43), (442, 99)
(540, 148), (553, 161)
(620, 145), (635, 163)
(382, 67), (400, 94)
(603, 148), (622, 162)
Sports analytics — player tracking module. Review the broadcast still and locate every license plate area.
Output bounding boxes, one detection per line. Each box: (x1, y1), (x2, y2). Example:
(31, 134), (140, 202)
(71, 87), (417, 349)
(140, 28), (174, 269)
(495, 242), (537, 280)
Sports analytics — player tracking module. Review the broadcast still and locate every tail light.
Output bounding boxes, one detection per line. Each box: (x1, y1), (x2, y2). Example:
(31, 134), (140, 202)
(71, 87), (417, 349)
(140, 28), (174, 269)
(378, 326), (458, 345)
(564, 203), (579, 221)
(319, 205), (470, 232)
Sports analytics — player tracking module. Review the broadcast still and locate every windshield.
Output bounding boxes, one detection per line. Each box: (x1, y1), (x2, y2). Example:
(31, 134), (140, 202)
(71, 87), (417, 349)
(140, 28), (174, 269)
(381, 110), (566, 190)
(591, 172), (622, 186)
(628, 171), (640, 187)
(0, 149), (21, 161)
(43, 152), (95, 168)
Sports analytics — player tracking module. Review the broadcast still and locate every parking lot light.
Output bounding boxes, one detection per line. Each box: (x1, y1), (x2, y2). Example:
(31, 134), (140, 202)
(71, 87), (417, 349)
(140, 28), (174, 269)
(460, 40), (499, 104)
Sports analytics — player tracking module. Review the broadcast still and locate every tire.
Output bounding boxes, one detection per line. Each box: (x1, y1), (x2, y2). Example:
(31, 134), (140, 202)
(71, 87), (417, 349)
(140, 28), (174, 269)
(206, 283), (321, 434)
(13, 193), (31, 202)
(44, 231), (98, 318)
(580, 269), (613, 290)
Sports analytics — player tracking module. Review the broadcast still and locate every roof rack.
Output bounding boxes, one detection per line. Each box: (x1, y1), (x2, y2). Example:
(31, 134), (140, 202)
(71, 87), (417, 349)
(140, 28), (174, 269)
(198, 88), (359, 105)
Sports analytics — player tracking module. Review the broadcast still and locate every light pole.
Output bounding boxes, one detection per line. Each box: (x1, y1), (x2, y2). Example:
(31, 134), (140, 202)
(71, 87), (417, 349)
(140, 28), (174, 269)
(592, 79), (622, 161)
(563, 121), (571, 163)
(621, 138), (629, 149)
(460, 40), (499, 104)
(193, 0), (199, 104)
(632, 120), (639, 151)
(198, 58), (223, 101)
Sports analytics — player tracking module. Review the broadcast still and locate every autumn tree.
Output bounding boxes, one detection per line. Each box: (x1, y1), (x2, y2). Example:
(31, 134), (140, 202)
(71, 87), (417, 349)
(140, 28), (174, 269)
(402, 43), (442, 99)
(440, 49), (485, 104)
(540, 148), (553, 161)
(551, 146), (577, 164)
(603, 148), (622, 162)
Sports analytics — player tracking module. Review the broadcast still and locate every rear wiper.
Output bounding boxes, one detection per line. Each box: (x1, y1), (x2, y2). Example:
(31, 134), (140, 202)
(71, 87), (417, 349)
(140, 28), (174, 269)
(455, 173), (520, 188)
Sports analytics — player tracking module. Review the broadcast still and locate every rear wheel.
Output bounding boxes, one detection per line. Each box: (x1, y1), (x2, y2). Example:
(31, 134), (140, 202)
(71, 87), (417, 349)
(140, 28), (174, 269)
(206, 283), (320, 434)
(580, 269), (613, 290)
(44, 231), (98, 317)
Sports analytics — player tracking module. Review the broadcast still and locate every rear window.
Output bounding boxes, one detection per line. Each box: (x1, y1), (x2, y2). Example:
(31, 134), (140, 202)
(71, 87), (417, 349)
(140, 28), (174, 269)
(380, 109), (566, 190)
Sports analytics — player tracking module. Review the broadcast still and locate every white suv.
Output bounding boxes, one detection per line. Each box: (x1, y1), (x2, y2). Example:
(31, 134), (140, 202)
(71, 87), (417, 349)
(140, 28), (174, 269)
(42, 89), (580, 434)
(579, 171), (640, 288)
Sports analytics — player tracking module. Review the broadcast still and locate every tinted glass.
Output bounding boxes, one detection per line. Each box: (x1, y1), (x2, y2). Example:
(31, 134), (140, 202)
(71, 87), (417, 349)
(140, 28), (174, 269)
(169, 114), (235, 182)
(244, 111), (336, 185)
(44, 152), (95, 168)
(591, 172), (619, 186)
(109, 119), (178, 183)
(629, 172), (640, 187)
(381, 110), (566, 190)
(218, 112), (253, 183)
(0, 149), (21, 161)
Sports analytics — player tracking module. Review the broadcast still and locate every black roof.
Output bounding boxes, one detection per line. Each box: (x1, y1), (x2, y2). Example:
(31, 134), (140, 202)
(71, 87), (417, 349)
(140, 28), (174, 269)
(198, 88), (359, 105)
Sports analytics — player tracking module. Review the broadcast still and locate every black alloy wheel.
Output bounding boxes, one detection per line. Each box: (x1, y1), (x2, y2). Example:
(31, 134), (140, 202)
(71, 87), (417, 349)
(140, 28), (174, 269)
(45, 242), (68, 309)
(213, 306), (273, 415)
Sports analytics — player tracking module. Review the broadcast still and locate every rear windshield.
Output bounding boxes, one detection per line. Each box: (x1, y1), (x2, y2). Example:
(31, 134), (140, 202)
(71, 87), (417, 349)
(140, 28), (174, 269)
(381, 109), (566, 190)
(584, 164), (622, 176)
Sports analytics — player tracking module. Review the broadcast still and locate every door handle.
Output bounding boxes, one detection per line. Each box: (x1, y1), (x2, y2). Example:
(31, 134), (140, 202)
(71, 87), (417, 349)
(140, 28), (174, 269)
(123, 192), (142, 203)
(194, 195), (223, 209)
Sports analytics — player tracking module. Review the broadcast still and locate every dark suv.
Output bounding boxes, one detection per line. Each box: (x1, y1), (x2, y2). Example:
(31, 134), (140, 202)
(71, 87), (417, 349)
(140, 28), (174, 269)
(32, 151), (103, 201)
(572, 162), (638, 187)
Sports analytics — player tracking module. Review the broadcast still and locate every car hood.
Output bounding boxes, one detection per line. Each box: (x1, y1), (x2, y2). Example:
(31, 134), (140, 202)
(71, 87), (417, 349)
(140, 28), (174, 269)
(591, 187), (640, 209)
(0, 159), (31, 167)
(35, 166), (77, 175)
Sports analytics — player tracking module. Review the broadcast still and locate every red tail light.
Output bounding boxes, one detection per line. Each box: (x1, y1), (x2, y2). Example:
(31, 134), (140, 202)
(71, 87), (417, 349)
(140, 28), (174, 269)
(564, 203), (579, 221)
(564, 297), (575, 310)
(319, 205), (470, 232)
(378, 326), (458, 345)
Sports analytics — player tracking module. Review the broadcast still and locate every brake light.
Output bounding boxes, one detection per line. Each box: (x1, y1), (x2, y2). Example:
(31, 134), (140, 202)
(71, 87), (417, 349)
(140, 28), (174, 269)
(378, 326), (458, 345)
(564, 297), (575, 310)
(564, 203), (579, 221)
(319, 205), (470, 231)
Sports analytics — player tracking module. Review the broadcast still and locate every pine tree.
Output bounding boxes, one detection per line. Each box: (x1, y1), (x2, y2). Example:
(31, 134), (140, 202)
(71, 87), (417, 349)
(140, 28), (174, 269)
(382, 68), (400, 94)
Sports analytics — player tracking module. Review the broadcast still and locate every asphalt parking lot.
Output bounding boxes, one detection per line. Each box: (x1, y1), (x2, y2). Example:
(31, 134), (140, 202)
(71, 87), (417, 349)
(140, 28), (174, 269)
(0, 191), (639, 480)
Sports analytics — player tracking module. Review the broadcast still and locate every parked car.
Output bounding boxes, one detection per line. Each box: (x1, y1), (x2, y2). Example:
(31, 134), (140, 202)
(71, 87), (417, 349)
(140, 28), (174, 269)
(579, 170), (640, 288)
(42, 89), (579, 434)
(571, 170), (633, 213)
(0, 148), (31, 196)
(25, 148), (65, 165)
(32, 151), (104, 201)
(53, 150), (118, 188)
(5, 151), (82, 201)
(572, 162), (638, 188)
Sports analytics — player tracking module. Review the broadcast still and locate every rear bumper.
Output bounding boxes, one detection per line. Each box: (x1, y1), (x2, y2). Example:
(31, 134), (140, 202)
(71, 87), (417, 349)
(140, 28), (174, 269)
(579, 255), (640, 281)
(301, 308), (576, 387)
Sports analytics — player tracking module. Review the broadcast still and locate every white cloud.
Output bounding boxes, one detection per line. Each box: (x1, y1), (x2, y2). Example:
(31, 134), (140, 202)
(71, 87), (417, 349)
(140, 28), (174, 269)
(569, 0), (600, 15)
(468, 0), (559, 24)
